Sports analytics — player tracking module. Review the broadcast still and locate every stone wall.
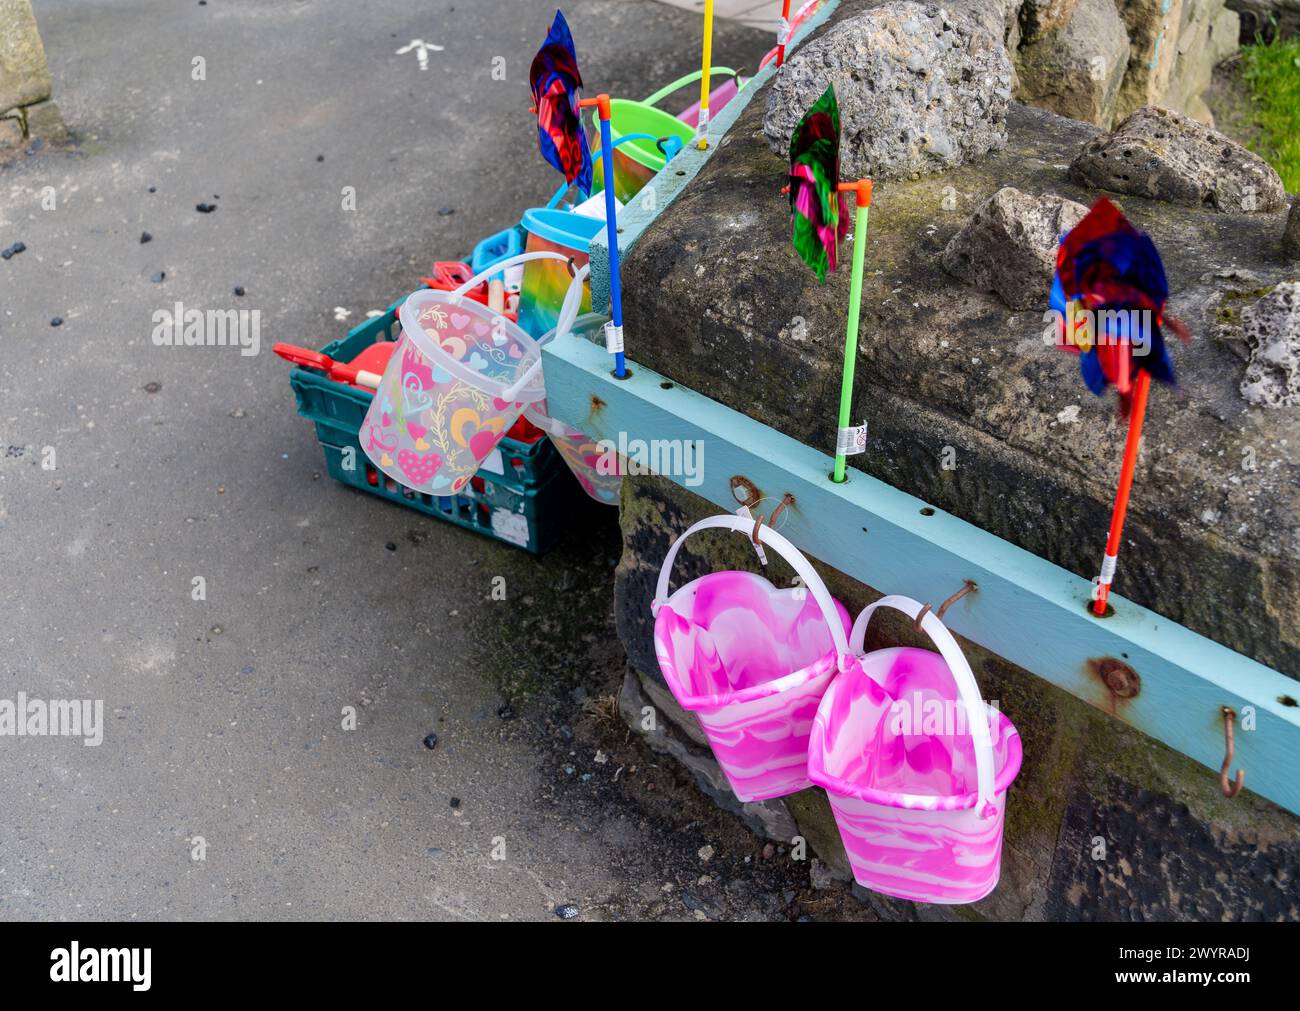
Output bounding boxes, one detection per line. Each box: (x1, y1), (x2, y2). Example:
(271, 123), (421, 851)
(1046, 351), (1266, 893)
(1227, 0), (1300, 40)
(606, 2), (1300, 919)
(824, 0), (1243, 129)
(1012, 0), (1241, 127)
(0, 0), (63, 153)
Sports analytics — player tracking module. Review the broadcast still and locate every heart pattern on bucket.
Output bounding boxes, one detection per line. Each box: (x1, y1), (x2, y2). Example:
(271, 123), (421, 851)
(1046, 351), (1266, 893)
(396, 449), (443, 486)
(402, 377), (433, 415)
(450, 407), (505, 461)
(359, 288), (539, 501)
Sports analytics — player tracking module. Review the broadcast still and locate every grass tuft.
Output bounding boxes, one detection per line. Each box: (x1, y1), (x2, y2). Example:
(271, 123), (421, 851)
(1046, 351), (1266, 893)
(1241, 31), (1300, 191)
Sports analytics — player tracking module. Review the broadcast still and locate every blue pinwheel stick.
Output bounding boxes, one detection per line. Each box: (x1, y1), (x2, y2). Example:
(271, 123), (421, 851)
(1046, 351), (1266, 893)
(580, 94), (626, 378)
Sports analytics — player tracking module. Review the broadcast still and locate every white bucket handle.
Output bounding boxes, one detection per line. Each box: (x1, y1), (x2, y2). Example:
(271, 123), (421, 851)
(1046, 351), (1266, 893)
(438, 251), (579, 403)
(447, 251), (573, 303)
(547, 262), (591, 346)
(652, 514), (852, 673)
(849, 595), (998, 818)
(498, 262), (592, 402)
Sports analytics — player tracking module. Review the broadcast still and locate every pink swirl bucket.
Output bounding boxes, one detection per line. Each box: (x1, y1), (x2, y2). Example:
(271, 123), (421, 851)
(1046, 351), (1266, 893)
(652, 516), (852, 802)
(809, 595), (1022, 905)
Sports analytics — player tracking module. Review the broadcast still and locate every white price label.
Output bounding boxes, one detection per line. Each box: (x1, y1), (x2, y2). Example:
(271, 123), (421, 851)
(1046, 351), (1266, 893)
(836, 422), (868, 456)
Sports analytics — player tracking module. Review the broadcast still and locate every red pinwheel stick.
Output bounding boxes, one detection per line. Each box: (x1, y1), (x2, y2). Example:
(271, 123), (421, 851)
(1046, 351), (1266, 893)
(1093, 369), (1151, 616)
(577, 94), (611, 118)
(777, 0), (793, 67)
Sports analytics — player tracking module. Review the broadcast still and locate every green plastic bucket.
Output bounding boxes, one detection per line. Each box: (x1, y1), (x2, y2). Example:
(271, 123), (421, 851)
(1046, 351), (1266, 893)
(609, 100), (693, 175)
(591, 69), (738, 203)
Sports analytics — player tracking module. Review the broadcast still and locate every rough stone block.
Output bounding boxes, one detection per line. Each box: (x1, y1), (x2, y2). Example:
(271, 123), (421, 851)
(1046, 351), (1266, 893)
(1240, 281), (1300, 409)
(941, 186), (1089, 309)
(1113, 0), (1185, 122)
(1284, 200), (1300, 261)
(1019, 0), (1083, 42)
(1070, 106), (1288, 213)
(1014, 0), (1131, 128)
(1167, 0), (1242, 121)
(763, 1), (1011, 180)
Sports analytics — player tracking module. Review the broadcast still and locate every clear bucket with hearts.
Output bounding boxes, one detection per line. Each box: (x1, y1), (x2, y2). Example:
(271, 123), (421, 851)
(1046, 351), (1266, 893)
(523, 264), (624, 506)
(359, 253), (567, 496)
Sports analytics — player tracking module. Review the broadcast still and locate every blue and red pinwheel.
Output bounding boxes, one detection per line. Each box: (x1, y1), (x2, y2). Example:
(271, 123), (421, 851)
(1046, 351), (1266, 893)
(530, 9), (593, 198)
(1051, 196), (1189, 416)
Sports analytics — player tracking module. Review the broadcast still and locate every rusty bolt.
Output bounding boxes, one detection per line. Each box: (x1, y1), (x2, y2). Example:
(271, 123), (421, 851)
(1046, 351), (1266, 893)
(1091, 657), (1141, 700)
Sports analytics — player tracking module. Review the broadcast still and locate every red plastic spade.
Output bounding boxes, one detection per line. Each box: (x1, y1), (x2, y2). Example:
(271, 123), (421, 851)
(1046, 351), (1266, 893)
(273, 341), (392, 390)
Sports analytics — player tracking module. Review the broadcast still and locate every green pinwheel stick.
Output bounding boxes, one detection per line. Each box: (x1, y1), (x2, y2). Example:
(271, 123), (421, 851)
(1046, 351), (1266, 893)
(783, 84), (873, 484)
(831, 179), (873, 483)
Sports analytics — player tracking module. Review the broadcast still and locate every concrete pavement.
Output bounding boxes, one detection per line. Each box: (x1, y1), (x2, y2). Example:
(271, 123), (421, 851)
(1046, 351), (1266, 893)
(0, 0), (836, 921)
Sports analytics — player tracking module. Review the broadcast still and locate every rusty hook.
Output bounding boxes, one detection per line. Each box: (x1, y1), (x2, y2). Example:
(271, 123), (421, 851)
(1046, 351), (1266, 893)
(938, 580), (978, 620)
(1220, 706), (1245, 798)
(914, 580), (977, 632)
(768, 493), (795, 529)
(751, 511), (765, 545)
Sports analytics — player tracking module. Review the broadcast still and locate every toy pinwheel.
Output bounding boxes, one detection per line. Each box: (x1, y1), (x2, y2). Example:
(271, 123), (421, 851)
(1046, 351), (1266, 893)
(530, 9), (593, 197)
(1051, 196), (1189, 616)
(785, 85), (870, 483)
(789, 85), (850, 284)
(530, 10), (628, 377)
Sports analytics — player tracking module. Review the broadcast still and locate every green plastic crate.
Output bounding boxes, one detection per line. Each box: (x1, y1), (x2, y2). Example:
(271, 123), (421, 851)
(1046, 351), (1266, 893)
(289, 296), (559, 483)
(316, 435), (577, 555)
(287, 295), (579, 554)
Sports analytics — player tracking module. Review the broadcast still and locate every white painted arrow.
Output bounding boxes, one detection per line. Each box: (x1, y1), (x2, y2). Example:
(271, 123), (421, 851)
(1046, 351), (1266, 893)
(396, 39), (445, 71)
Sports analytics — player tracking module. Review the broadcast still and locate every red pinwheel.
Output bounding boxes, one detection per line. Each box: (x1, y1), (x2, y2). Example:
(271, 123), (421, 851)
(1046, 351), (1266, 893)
(1051, 197), (1190, 616)
(530, 9), (593, 197)
(1052, 196), (1189, 417)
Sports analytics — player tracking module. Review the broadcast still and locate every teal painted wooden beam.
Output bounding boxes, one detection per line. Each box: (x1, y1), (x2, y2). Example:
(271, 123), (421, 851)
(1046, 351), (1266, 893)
(542, 331), (1300, 816)
(588, 0), (843, 310)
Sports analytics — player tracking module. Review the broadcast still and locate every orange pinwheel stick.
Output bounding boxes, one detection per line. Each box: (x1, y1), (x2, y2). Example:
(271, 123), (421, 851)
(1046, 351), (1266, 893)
(1093, 369), (1151, 616)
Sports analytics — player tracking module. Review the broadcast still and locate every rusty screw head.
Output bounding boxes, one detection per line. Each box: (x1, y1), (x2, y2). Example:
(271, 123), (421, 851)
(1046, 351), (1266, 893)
(1093, 657), (1141, 699)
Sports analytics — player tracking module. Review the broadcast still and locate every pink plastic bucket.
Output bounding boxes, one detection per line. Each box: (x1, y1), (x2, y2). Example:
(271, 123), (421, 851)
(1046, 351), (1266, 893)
(652, 516), (853, 802)
(809, 595), (1022, 905)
